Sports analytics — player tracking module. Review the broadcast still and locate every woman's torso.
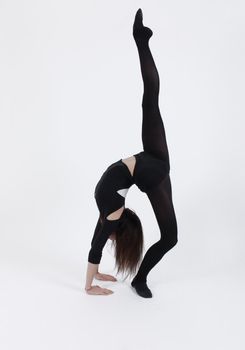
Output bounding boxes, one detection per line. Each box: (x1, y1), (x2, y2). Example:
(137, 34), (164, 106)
(94, 151), (169, 219)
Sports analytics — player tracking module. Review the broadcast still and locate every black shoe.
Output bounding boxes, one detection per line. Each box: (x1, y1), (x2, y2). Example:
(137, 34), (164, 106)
(133, 8), (153, 42)
(131, 278), (153, 298)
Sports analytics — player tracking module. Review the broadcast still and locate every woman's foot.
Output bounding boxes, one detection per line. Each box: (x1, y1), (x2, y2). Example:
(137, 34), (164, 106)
(133, 8), (153, 43)
(131, 278), (153, 298)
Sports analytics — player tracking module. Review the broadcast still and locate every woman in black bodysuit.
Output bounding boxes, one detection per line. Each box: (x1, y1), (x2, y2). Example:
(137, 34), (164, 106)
(85, 8), (178, 298)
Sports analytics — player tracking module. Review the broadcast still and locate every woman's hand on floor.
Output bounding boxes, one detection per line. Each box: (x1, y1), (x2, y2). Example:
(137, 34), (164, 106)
(95, 272), (117, 281)
(85, 285), (114, 295)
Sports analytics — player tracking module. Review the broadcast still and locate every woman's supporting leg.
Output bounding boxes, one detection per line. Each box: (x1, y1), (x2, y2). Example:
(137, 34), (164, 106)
(132, 174), (178, 284)
(133, 8), (170, 167)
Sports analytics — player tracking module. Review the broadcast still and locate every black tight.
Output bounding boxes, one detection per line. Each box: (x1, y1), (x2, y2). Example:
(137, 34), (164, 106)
(138, 41), (170, 165)
(132, 11), (178, 283)
(133, 175), (178, 282)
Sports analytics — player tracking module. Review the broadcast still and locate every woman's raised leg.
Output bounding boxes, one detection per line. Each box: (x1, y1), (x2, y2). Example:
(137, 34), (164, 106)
(133, 8), (170, 167)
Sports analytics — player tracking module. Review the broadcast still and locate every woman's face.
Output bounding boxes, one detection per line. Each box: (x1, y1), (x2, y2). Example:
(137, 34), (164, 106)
(109, 233), (116, 240)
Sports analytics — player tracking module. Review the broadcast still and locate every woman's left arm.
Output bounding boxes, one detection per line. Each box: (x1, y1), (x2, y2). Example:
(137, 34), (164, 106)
(85, 217), (121, 289)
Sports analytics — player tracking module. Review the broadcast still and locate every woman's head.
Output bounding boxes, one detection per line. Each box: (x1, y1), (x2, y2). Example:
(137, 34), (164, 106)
(110, 207), (144, 279)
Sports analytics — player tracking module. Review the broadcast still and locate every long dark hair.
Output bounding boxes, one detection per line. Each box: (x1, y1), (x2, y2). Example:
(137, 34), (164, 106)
(110, 207), (144, 280)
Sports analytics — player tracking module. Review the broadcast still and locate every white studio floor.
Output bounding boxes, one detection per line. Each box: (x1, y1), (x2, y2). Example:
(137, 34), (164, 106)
(1, 249), (244, 350)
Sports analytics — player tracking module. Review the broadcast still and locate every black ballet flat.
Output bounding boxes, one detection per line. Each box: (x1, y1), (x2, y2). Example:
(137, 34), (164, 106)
(131, 278), (153, 298)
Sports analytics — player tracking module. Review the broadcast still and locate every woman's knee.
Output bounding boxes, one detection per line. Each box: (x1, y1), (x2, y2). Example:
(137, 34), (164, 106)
(159, 234), (178, 251)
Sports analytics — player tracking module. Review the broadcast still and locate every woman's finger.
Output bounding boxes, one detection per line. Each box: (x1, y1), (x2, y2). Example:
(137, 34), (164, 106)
(105, 289), (114, 294)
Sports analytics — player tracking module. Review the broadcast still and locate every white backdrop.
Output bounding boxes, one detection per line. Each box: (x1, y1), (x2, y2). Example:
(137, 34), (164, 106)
(1, 1), (244, 349)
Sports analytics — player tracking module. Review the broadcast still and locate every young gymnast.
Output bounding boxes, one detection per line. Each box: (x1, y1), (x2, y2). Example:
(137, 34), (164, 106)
(85, 8), (178, 298)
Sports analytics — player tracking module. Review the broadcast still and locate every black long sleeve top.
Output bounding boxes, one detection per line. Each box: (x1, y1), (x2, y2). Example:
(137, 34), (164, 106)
(88, 151), (169, 264)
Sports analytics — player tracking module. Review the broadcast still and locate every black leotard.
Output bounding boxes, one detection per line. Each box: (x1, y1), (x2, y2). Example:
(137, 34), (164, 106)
(88, 151), (169, 264)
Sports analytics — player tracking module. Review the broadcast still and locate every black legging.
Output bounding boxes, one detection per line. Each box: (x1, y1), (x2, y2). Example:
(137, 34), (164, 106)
(91, 12), (178, 283)
(131, 20), (178, 283)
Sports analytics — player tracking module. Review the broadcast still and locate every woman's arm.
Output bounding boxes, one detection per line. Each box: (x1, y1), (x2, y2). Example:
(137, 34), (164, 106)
(88, 217), (122, 264)
(85, 262), (99, 290)
(84, 263), (114, 295)
(85, 217), (122, 294)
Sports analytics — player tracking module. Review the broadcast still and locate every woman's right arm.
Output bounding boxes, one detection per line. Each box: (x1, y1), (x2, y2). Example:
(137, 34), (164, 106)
(84, 262), (114, 295)
(85, 262), (99, 290)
